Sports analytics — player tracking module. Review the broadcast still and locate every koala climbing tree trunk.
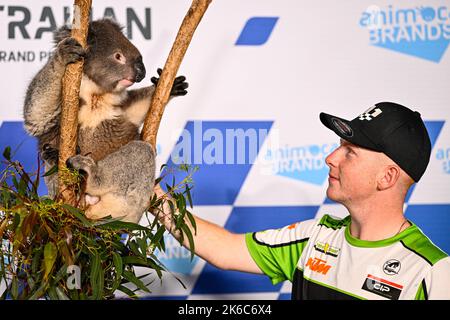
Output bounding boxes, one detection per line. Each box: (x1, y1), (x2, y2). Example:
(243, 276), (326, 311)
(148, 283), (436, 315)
(141, 0), (212, 148)
(58, 0), (92, 204)
(57, 0), (212, 205)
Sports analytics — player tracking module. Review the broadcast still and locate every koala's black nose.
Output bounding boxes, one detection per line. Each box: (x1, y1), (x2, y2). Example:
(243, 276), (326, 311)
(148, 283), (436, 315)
(65, 159), (73, 169)
(134, 60), (146, 83)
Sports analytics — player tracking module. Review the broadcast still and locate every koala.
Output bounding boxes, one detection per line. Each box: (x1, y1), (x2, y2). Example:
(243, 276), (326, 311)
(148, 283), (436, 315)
(66, 140), (155, 223)
(23, 18), (188, 222)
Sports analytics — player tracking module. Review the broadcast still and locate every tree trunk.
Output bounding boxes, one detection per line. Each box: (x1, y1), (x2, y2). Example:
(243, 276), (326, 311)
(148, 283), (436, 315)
(141, 0), (212, 149)
(58, 0), (92, 204)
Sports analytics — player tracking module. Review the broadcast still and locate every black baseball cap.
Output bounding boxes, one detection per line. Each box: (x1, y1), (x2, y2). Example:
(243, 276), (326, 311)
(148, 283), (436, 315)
(320, 102), (431, 182)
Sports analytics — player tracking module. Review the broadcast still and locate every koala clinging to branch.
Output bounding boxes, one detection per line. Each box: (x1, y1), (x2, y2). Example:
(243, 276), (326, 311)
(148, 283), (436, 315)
(23, 18), (188, 223)
(66, 140), (155, 223)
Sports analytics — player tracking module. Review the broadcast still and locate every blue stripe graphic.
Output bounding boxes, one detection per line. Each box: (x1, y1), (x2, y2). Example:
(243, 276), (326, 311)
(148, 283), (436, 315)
(236, 17), (279, 46)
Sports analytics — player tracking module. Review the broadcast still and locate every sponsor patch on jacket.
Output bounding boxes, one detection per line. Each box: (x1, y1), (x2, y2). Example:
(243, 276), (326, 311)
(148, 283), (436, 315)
(314, 241), (340, 257)
(362, 274), (403, 300)
(383, 259), (401, 275)
(305, 257), (332, 275)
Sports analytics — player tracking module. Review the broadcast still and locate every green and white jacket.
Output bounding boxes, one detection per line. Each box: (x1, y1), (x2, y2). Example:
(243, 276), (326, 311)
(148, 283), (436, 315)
(246, 214), (450, 300)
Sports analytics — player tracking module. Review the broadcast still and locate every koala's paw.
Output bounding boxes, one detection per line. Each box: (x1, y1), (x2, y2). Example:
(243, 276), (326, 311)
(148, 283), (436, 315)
(66, 155), (95, 176)
(56, 37), (86, 65)
(41, 144), (59, 163)
(150, 68), (188, 97)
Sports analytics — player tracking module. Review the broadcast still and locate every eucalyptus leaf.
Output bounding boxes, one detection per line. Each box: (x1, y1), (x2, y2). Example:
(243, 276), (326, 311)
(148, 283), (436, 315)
(117, 285), (138, 299)
(62, 204), (93, 227)
(122, 270), (150, 293)
(154, 177), (162, 185)
(12, 213), (20, 230)
(180, 224), (196, 261)
(47, 286), (58, 300)
(56, 287), (70, 300)
(144, 257), (164, 279)
(137, 237), (148, 256)
(11, 176), (19, 191)
(111, 252), (123, 292)
(2, 146), (11, 160)
(53, 264), (68, 284)
(168, 200), (175, 216)
(43, 242), (57, 280)
(98, 220), (150, 231)
(43, 165), (58, 177)
(89, 252), (101, 299)
(122, 256), (150, 266)
(11, 277), (18, 299)
(97, 267), (105, 300)
(31, 247), (43, 274)
(152, 225), (166, 247)
(27, 277), (35, 291)
(128, 240), (141, 256)
(28, 282), (47, 300)
(185, 184), (193, 208)
(186, 210), (197, 232)
(178, 194), (187, 215)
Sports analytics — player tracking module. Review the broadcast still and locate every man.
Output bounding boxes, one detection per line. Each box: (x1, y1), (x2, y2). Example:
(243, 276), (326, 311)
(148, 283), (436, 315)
(154, 101), (450, 300)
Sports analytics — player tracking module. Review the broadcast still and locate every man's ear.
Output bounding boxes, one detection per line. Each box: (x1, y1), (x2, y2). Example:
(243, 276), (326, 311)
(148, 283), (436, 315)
(377, 165), (401, 191)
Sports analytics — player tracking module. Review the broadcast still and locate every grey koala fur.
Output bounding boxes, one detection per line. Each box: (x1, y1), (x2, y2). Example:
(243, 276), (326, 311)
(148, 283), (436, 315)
(23, 18), (188, 223)
(67, 140), (155, 223)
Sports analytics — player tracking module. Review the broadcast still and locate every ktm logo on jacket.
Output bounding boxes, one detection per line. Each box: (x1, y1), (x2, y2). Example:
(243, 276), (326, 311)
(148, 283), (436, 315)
(306, 257), (332, 275)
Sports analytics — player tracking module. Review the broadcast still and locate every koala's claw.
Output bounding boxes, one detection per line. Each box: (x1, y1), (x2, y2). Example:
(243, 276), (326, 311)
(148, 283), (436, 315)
(171, 77), (189, 96)
(150, 68), (189, 97)
(42, 144), (59, 162)
(41, 144), (81, 162)
(56, 37), (86, 65)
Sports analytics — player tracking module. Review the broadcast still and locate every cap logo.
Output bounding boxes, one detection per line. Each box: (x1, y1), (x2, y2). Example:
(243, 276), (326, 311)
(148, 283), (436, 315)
(332, 118), (353, 137)
(359, 107), (382, 121)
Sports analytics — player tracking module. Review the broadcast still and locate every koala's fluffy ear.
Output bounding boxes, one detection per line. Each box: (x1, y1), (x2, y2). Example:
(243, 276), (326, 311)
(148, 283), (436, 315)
(96, 18), (125, 33)
(53, 25), (72, 46)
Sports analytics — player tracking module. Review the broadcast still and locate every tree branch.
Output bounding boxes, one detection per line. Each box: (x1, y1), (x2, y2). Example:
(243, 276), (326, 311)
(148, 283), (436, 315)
(141, 0), (212, 148)
(58, 0), (92, 203)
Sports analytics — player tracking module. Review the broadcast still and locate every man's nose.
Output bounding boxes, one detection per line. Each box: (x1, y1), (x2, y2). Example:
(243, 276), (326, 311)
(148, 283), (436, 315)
(325, 148), (339, 168)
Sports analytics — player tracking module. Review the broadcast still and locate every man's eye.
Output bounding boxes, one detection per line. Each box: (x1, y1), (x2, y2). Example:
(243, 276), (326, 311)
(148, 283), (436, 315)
(346, 147), (355, 156)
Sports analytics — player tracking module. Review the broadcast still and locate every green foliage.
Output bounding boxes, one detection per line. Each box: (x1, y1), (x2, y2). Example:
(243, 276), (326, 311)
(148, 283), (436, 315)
(0, 148), (197, 300)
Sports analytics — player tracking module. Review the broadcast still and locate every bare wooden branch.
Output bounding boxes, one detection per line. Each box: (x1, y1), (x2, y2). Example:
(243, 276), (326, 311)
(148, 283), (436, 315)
(58, 0), (92, 203)
(141, 0), (212, 148)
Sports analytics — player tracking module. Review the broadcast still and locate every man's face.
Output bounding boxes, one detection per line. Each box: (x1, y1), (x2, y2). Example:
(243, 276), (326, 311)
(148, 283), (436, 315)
(325, 139), (384, 205)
